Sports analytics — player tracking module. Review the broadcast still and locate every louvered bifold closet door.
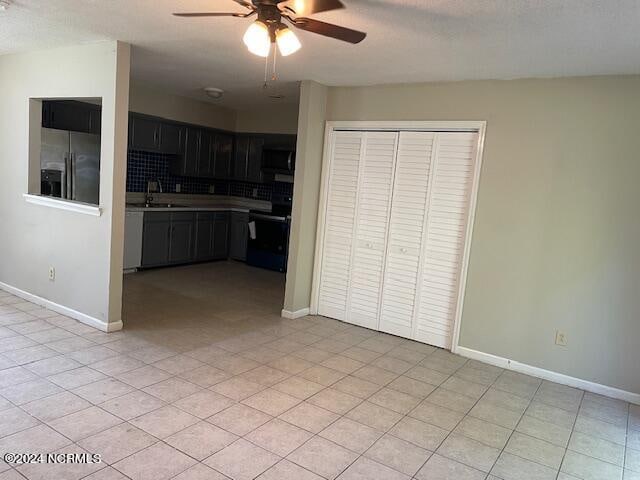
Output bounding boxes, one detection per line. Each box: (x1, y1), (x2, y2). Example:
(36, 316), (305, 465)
(317, 131), (364, 320)
(347, 132), (398, 329)
(378, 132), (435, 338)
(415, 132), (478, 348)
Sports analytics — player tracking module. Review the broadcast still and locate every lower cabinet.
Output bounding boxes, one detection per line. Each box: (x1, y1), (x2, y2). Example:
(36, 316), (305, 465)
(141, 211), (230, 268)
(141, 213), (172, 267)
(195, 212), (229, 261)
(229, 212), (249, 261)
(168, 213), (195, 264)
(213, 214), (230, 259)
(194, 213), (215, 262)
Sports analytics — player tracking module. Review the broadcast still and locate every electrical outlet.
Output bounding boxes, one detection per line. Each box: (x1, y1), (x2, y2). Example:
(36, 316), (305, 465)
(252, 188), (258, 198)
(555, 330), (568, 346)
(175, 183), (181, 193)
(209, 185), (215, 194)
(48, 266), (55, 281)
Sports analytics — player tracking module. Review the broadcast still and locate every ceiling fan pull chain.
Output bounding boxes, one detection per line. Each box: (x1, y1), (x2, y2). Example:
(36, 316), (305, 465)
(272, 48), (278, 81)
(263, 53), (269, 89)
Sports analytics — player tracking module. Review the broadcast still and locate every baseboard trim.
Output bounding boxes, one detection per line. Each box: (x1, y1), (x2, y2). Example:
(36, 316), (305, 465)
(455, 346), (640, 405)
(280, 307), (310, 319)
(0, 282), (121, 333)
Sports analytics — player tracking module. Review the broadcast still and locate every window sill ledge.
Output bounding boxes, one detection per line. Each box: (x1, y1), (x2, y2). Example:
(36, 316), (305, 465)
(23, 194), (102, 217)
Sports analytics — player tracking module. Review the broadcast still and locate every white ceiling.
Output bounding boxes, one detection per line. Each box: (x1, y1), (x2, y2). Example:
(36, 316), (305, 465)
(2, 0), (640, 109)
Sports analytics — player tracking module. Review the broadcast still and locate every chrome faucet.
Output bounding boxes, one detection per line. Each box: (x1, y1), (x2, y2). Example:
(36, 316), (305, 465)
(144, 179), (163, 206)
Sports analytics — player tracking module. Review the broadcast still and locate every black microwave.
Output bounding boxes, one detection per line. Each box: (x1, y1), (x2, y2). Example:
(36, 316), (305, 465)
(262, 148), (295, 174)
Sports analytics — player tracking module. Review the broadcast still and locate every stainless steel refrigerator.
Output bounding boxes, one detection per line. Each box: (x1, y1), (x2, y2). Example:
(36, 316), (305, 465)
(40, 127), (100, 204)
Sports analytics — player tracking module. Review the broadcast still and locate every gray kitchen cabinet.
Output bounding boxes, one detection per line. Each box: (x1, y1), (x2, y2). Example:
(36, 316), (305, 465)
(233, 135), (249, 180)
(195, 212), (215, 261)
(233, 135), (264, 182)
(169, 212), (195, 264)
(127, 112), (241, 180)
(88, 108), (102, 135)
(142, 211), (198, 267)
(246, 136), (265, 183)
(197, 130), (214, 178)
(141, 212), (171, 267)
(179, 127), (201, 176)
(129, 114), (184, 155)
(229, 212), (249, 261)
(214, 134), (233, 179)
(42, 100), (101, 134)
(159, 122), (183, 155)
(213, 213), (229, 259)
(129, 114), (160, 151)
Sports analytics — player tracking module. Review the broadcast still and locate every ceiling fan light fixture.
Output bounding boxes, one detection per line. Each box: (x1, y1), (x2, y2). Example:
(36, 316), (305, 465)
(276, 26), (301, 56)
(243, 20), (271, 57)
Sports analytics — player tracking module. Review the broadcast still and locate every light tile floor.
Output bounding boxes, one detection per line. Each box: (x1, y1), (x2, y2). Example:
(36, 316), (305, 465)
(0, 261), (637, 480)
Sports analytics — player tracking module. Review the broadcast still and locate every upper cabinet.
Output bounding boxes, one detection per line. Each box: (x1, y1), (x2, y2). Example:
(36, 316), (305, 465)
(42, 100), (101, 134)
(127, 111), (295, 182)
(129, 113), (184, 154)
(214, 133), (233, 179)
(158, 122), (183, 155)
(171, 129), (234, 180)
(129, 114), (161, 151)
(233, 135), (265, 183)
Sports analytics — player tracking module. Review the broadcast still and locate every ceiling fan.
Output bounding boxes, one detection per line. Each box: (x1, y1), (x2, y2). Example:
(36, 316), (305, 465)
(173, 0), (366, 58)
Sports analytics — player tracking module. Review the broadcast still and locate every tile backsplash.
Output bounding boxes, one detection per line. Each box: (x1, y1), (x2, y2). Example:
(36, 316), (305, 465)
(127, 150), (292, 202)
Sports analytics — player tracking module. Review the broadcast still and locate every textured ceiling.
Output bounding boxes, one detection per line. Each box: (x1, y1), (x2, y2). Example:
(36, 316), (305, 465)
(2, 0), (640, 108)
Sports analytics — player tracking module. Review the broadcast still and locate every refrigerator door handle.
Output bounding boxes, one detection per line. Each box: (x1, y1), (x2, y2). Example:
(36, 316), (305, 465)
(66, 153), (73, 200)
(70, 153), (76, 201)
(61, 154), (67, 199)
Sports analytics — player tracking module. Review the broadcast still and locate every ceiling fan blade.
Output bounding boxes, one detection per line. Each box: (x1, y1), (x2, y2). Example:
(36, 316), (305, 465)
(173, 11), (254, 18)
(231, 0), (254, 7)
(280, 0), (344, 16)
(290, 17), (366, 44)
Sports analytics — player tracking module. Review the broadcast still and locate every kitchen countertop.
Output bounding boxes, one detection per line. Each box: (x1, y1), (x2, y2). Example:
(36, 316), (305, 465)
(125, 205), (252, 213)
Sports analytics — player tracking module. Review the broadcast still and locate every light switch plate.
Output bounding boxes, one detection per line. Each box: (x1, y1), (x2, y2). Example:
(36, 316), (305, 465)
(555, 330), (568, 346)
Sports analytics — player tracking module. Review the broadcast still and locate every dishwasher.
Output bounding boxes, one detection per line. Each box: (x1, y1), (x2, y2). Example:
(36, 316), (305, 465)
(123, 210), (144, 272)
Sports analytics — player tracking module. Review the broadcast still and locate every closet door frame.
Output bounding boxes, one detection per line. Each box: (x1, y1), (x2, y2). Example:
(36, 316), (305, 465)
(310, 121), (487, 352)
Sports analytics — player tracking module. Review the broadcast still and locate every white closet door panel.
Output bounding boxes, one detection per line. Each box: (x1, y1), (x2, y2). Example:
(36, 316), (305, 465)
(348, 132), (398, 329)
(318, 131), (364, 320)
(416, 132), (477, 348)
(379, 132), (435, 338)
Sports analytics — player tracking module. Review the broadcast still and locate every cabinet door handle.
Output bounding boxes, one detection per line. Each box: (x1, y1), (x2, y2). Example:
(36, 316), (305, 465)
(401, 247), (407, 253)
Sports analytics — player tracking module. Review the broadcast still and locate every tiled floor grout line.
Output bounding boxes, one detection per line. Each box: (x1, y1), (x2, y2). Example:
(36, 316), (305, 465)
(417, 360), (520, 479)
(492, 377), (545, 480)
(624, 400), (630, 477)
(557, 388), (585, 480)
(407, 362), (482, 478)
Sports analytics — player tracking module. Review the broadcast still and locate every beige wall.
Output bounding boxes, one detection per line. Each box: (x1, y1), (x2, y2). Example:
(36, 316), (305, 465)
(0, 41), (131, 330)
(129, 83), (236, 131)
(284, 81), (328, 314)
(235, 104), (299, 134)
(129, 84), (299, 135)
(288, 76), (640, 395)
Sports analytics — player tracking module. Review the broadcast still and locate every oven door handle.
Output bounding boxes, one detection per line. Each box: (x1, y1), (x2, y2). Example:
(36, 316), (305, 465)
(250, 213), (288, 222)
